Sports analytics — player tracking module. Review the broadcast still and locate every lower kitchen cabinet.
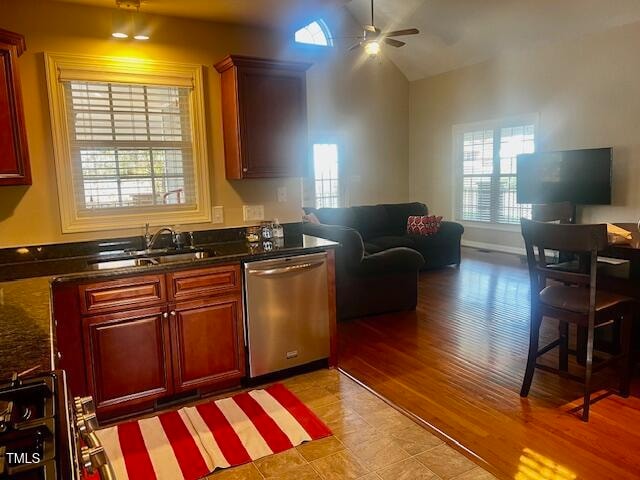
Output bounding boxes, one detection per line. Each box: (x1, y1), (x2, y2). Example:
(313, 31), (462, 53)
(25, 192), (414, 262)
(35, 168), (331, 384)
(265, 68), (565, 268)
(53, 263), (245, 420)
(83, 306), (173, 416)
(170, 296), (244, 392)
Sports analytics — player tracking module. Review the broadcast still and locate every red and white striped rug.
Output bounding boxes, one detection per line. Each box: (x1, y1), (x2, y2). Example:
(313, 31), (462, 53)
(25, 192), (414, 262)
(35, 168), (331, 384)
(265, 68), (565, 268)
(94, 384), (332, 480)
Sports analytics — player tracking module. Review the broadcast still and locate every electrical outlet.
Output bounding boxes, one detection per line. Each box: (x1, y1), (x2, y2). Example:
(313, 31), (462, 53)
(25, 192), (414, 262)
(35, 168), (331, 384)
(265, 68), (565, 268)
(277, 186), (287, 203)
(212, 206), (224, 224)
(243, 205), (264, 222)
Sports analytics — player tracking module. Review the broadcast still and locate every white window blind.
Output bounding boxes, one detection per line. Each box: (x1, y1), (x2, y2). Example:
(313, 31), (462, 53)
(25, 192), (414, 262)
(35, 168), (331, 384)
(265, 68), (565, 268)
(65, 81), (195, 212)
(457, 122), (535, 225)
(313, 143), (340, 208)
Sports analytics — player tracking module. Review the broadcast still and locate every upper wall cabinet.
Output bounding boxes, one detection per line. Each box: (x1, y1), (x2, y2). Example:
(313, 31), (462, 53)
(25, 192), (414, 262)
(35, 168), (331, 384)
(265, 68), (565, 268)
(215, 55), (311, 179)
(0, 29), (31, 186)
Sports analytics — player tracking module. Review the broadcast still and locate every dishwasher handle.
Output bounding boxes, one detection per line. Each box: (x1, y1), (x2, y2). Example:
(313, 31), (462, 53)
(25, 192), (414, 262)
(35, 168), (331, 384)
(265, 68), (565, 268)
(247, 260), (325, 277)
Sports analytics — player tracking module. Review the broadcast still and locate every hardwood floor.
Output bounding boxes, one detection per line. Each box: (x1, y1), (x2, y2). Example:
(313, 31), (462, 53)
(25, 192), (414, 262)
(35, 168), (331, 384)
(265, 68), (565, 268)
(338, 248), (640, 480)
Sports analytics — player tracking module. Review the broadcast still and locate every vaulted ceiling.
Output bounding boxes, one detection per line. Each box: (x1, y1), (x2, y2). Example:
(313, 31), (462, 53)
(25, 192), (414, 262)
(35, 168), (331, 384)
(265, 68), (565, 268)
(55, 0), (350, 30)
(54, 0), (640, 81)
(346, 0), (640, 80)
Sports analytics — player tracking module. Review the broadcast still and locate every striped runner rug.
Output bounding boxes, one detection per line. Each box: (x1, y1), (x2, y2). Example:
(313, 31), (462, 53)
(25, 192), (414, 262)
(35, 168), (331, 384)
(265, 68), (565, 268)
(94, 384), (332, 480)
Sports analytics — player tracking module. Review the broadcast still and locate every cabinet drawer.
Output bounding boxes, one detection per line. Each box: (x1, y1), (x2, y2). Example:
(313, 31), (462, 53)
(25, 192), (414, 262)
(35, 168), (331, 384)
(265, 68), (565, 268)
(79, 275), (166, 314)
(168, 264), (240, 301)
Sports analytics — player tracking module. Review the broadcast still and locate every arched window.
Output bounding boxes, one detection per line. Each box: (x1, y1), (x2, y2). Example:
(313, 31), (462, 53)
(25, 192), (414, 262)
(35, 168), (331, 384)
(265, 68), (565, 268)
(295, 20), (332, 47)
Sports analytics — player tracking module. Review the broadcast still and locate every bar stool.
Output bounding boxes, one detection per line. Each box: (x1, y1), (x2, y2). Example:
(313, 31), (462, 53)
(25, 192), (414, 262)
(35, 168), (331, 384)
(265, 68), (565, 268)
(520, 219), (635, 421)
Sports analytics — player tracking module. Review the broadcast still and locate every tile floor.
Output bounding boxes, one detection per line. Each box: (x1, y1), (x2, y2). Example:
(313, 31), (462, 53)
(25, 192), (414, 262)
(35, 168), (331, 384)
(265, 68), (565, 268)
(206, 369), (496, 480)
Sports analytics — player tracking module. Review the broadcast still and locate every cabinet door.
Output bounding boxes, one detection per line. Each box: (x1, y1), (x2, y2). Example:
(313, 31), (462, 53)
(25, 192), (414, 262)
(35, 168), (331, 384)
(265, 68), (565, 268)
(170, 296), (245, 392)
(0, 29), (30, 186)
(238, 67), (307, 178)
(83, 307), (173, 417)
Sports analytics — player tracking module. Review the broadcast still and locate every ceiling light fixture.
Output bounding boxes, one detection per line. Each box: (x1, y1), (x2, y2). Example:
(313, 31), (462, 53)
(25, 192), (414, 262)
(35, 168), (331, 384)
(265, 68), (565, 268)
(364, 41), (381, 56)
(111, 5), (130, 39)
(112, 0), (150, 41)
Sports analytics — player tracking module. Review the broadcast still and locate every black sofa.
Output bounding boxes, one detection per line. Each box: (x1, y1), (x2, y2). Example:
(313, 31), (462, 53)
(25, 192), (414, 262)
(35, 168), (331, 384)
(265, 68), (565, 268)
(304, 202), (464, 270)
(303, 222), (425, 320)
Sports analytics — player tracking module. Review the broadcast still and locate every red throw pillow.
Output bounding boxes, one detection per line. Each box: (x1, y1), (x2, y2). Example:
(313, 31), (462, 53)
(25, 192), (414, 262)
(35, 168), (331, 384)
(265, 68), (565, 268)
(407, 215), (443, 236)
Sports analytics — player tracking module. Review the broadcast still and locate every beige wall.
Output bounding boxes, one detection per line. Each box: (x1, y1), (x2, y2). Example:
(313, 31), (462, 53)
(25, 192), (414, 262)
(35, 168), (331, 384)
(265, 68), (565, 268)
(0, 0), (409, 247)
(409, 21), (640, 251)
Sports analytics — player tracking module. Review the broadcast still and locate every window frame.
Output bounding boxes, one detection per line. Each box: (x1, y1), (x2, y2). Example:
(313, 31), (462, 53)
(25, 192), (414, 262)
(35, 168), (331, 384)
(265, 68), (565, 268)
(45, 53), (211, 233)
(294, 19), (333, 47)
(451, 114), (539, 230)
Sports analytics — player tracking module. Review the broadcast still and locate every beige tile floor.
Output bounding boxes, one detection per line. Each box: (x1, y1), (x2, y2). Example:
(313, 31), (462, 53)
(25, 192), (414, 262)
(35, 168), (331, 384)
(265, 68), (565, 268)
(206, 369), (496, 480)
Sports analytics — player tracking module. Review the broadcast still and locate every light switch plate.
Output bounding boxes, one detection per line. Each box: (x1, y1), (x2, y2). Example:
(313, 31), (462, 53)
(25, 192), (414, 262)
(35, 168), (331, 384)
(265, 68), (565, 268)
(277, 186), (287, 203)
(243, 205), (264, 222)
(212, 206), (224, 224)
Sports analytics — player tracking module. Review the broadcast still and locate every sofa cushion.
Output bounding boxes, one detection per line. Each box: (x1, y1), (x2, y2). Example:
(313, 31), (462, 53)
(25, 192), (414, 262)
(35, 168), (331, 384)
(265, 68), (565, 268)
(364, 242), (386, 255)
(351, 205), (391, 240)
(381, 203), (428, 236)
(366, 235), (417, 251)
(409, 221), (465, 250)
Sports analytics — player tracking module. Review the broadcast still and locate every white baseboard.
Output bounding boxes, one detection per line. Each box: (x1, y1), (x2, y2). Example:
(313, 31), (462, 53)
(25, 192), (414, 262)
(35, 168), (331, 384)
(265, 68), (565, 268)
(461, 239), (526, 256)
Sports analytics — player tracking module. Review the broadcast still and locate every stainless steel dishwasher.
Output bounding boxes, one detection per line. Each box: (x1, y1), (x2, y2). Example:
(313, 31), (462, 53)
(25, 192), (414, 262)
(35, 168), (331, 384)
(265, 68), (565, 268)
(244, 252), (330, 377)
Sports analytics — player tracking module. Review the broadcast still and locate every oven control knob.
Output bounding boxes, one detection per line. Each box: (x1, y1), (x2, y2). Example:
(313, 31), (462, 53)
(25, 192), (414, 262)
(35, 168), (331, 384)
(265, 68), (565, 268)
(74, 396), (96, 415)
(76, 412), (99, 436)
(80, 445), (108, 471)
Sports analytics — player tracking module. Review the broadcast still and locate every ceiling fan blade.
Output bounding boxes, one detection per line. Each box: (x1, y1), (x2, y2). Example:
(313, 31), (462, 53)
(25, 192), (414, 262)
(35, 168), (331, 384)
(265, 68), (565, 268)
(385, 28), (420, 37)
(364, 24), (381, 33)
(349, 42), (363, 51)
(384, 38), (406, 48)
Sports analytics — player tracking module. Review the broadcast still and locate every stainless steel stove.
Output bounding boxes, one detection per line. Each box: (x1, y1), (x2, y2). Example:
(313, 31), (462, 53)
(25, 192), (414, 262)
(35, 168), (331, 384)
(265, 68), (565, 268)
(0, 371), (114, 479)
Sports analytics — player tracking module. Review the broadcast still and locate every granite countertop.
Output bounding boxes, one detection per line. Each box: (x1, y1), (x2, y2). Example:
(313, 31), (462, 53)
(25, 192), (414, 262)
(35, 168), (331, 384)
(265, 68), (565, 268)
(0, 227), (339, 380)
(51, 234), (338, 284)
(0, 224), (339, 283)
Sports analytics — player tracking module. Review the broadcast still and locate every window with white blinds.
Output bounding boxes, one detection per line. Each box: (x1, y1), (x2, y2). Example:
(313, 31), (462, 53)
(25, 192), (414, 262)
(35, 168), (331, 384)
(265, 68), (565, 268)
(65, 81), (195, 211)
(456, 121), (535, 225)
(45, 53), (210, 233)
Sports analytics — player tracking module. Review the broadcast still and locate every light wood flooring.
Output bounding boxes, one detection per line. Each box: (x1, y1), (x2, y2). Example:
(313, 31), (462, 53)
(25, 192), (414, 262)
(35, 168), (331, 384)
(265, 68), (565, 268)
(338, 248), (640, 480)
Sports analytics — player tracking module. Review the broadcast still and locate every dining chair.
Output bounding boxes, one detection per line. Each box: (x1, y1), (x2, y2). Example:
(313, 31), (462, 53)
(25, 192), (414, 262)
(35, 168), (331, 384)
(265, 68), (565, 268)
(520, 218), (635, 421)
(531, 202), (575, 224)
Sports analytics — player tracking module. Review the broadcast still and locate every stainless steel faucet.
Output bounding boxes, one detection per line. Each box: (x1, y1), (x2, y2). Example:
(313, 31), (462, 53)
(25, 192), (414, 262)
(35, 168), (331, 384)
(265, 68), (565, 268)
(144, 223), (183, 250)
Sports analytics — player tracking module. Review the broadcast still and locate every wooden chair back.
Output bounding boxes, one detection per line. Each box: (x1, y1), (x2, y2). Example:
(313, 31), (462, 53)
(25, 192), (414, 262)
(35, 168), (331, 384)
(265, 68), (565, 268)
(520, 219), (607, 293)
(532, 202), (575, 224)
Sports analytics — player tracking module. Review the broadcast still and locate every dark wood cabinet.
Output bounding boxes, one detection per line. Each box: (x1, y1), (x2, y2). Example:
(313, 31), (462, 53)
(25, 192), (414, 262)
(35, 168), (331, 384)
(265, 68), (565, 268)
(0, 29), (31, 186)
(83, 307), (173, 416)
(170, 296), (244, 392)
(214, 55), (311, 179)
(53, 263), (245, 420)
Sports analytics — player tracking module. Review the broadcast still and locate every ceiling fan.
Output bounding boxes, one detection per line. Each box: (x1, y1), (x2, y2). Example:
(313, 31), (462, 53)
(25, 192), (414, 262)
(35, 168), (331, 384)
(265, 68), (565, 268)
(347, 0), (420, 55)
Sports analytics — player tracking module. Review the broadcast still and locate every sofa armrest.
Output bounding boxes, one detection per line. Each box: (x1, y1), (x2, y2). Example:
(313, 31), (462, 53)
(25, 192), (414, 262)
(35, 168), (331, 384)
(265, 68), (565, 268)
(439, 221), (464, 239)
(357, 247), (425, 275)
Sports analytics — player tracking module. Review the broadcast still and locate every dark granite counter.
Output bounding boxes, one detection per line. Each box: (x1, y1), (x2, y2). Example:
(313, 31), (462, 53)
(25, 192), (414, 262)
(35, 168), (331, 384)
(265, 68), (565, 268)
(0, 277), (52, 380)
(0, 224), (338, 283)
(51, 234), (338, 284)
(0, 224), (339, 380)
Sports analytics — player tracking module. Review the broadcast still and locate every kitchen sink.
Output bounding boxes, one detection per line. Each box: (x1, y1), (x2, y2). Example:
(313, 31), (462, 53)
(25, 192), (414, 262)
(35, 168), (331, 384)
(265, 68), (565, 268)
(154, 250), (210, 263)
(89, 249), (212, 270)
(90, 257), (158, 270)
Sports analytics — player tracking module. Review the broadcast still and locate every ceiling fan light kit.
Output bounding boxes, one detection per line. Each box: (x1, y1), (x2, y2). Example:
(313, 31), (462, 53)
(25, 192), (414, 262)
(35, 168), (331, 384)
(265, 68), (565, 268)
(349, 0), (420, 55)
(364, 41), (381, 56)
(112, 0), (150, 41)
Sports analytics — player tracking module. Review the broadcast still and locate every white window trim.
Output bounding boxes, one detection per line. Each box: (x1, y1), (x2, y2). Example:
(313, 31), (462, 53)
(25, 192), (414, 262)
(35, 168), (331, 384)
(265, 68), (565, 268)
(45, 52), (211, 233)
(451, 114), (539, 230)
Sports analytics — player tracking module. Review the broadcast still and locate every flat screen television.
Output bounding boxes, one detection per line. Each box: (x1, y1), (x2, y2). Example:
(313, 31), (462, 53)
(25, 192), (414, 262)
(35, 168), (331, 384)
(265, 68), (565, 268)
(516, 148), (612, 205)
